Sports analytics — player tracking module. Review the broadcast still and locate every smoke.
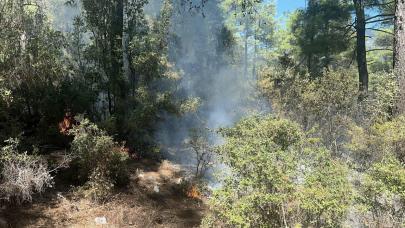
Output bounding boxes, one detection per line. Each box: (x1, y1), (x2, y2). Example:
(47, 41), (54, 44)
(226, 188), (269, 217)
(45, 0), (82, 33)
(153, 0), (270, 180)
(46, 0), (271, 182)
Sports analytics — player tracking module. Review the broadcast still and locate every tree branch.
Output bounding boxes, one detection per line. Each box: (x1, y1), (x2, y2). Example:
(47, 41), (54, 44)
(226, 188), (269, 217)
(366, 48), (393, 52)
(366, 14), (395, 22)
(350, 35), (373, 40)
(365, 1), (395, 7)
(366, 28), (394, 35)
(342, 21), (356, 38)
(366, 18), (394, 24)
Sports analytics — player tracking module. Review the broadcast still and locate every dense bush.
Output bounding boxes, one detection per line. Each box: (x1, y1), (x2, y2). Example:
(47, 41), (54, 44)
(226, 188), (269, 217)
(357, 156), (405, 227)
(203, 115), (352, 227)
(348, 115), (405, 168)
(297, 149), (352, 227)
(256, 66), (403, 226)
(259, 68), (398, 156)
(353, 116), (405, 226)
(69, 118), (129, 200)
(259, 68), (359, 154)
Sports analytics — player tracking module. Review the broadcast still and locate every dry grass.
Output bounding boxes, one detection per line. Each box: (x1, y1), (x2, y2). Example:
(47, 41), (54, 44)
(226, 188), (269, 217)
(1, 160), (206, 227)
(0, 158), (53, 204)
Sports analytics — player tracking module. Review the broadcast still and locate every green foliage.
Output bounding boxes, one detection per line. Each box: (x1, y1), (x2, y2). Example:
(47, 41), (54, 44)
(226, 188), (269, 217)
(79, 0), (182, 151)
(347, 115), (405, 168)
(291, 0), (352, 75)
(260, 67), (398, 154)
(204, 115), (352, 227)
(358, 156), (405, 226)
(365, 72), (398, 121)
(122, 5), (181, 149)
(259, 61), (402, 226)
(298, 150), (352, 227)
(260, 68), (359, 154)
(0, 0), (97, 146)
(372, 115), (405, 158)
(369, 157), (405, 199)
(220, 0), (276, 77)
(0, 0), (183, 152)
(179, 97), (201, 114)
(69, 118), (129, 200)
(209, 116), (301, 227)
(82, 167), (115, 201)
(368, 30), (394, 73)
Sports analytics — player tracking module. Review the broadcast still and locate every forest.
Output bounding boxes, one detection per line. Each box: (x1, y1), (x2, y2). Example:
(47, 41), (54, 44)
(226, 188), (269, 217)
(0, 0), (405, 227)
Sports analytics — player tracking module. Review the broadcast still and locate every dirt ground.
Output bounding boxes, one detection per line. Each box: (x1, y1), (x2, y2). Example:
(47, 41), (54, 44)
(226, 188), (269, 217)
(0, 159), (206, 228)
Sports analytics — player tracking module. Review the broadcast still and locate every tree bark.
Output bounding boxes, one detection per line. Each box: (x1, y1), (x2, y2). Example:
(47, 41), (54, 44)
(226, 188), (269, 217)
(122, 0), (130, 82)
(395, 0), (405, 113)
(244, 15), (248, 78)
(354, 0), (369, 93)
(252, 22), (257, 80)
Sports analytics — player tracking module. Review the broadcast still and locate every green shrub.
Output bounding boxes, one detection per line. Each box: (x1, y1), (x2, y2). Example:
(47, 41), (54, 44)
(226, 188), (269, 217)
(260, 68), (358, 154)
(347, 115), (405, 169)
(257, 48), (399, 228)
(204, 115), (352, 227)
(69, 118), (129, 200)
(259, 68), (398, 156)
(82, 167), (115, 201)
(354, 116), (405, 226)
(365, 72), (398, 123)
(358, 156), (405, 227)
(297, 149), (352, 227)
(373, 115), (405, 162)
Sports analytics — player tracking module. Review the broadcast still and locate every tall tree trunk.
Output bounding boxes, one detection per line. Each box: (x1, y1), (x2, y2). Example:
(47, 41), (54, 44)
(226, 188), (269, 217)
(110, 0), (125, 110)
(107, 87), (113, 115)
(122, 0), (130, 82)
(354, 0), (369, 93)
(252, 23), (257, 80)
(244, 15), (248, 78)
(307, 34), (314, 75)
(395, 0), (405, 113)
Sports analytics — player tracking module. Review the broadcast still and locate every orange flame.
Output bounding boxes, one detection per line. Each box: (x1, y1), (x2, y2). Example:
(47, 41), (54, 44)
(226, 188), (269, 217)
(186, 185), (202, 200)
(118, 147), (140, 160)
(59, 113), (76, 135)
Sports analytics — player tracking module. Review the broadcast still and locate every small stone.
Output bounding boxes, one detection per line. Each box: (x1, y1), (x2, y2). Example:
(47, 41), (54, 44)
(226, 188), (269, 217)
(95, 216), (107, 225)
(153, 185), (160, 193)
